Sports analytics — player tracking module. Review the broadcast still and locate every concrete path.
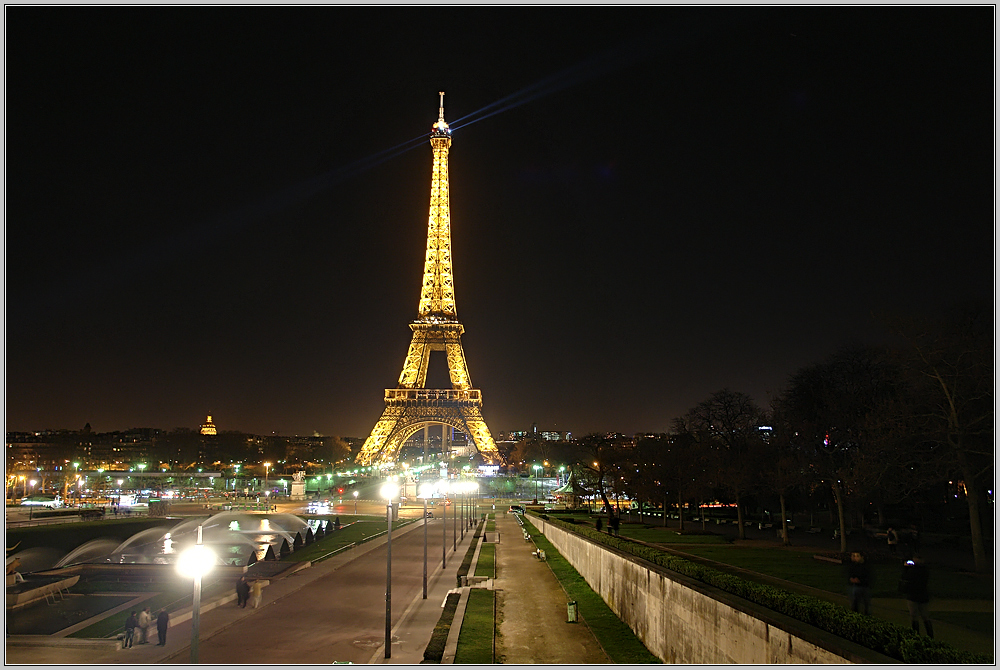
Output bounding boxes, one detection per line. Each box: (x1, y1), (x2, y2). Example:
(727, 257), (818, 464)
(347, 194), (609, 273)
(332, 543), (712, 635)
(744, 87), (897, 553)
(493, 511), (610, 664)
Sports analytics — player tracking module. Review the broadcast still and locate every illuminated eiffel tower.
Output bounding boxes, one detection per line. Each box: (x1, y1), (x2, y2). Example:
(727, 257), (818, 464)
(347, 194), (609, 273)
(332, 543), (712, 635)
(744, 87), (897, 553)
(356, 93), (500, 466)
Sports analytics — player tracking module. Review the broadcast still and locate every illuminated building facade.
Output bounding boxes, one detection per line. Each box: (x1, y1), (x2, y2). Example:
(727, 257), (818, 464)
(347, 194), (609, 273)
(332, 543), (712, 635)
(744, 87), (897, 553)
(357, 93), (500, 466)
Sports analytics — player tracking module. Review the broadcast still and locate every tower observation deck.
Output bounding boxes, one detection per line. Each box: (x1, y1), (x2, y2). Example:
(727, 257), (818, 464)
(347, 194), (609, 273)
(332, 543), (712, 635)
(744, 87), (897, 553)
(356, 93), (500, 466)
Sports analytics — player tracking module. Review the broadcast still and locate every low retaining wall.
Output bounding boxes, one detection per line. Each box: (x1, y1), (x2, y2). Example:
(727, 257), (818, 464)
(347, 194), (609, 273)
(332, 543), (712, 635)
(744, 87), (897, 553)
(533, 517), (887, 664)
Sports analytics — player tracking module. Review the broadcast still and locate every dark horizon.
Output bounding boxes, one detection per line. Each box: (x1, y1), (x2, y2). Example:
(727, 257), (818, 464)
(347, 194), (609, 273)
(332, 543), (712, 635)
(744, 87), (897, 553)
(5, 7), (992, 438)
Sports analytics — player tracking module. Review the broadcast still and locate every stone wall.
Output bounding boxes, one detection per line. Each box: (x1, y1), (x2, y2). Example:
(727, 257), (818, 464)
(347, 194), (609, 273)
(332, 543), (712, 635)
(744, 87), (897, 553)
(533, 517), (884, 664)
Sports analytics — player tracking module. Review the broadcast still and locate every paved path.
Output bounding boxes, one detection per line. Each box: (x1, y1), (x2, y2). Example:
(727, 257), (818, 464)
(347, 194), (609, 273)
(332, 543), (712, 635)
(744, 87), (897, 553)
(493, 511), (610, 664)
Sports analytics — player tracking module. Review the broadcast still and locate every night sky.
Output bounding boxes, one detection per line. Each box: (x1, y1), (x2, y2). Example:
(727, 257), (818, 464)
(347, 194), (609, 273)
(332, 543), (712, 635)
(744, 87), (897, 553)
(6, 7), (992, 439)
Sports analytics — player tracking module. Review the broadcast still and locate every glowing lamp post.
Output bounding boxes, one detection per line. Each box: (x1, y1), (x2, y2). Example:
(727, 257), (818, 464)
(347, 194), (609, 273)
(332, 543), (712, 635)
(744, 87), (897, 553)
(379, 480), (399, 659)
(533, 464), (541, 504)
(176, 525), (216, 664)
(263, 462), (271, 493)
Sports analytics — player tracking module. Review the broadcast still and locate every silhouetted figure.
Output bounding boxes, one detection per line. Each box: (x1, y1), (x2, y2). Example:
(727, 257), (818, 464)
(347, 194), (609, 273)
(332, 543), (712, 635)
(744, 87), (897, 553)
(236, 575), (250, 608)
(595, 517), (603, 533)
(886, 527), (899, 555)
(845, 552), (873, 615)
(124, 611), (138, 648)
(900, 555), (934, 637)
(610, 515), (620, 536)
(156, 609), (169, 645)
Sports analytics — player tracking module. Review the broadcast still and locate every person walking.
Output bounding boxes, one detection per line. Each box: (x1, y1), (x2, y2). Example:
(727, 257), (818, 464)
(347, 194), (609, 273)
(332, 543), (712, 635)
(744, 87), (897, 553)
(595, 517), (603, 533)
(610, 515), (620, 536)
(137, 606), (152, 644)
(899, 555), (934, 637)
(886, 527), (899, 555)
(845, 552), (873, 615)
(236, 575), (250, 608)
(123, 611), (138, 648)
(249, 578), (268, 609)
(156, 609), (169, 646)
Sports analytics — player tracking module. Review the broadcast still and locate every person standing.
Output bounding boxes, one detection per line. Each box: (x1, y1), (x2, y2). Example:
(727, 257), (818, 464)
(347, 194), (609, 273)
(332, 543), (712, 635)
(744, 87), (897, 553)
(886, 527), (899, 555)
(236, 575), (250, 608)
(595, 517), (603, 533)
(156, 609), (169, 646)
(123, 611), (138, 648)
(137, 606), (151, 644)
(899, 555), (934, 637)
(845, 552), (873, 615)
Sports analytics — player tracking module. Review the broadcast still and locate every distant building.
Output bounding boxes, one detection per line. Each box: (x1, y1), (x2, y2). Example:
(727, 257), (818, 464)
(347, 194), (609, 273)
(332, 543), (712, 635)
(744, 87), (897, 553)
(200, 415), (217, 436)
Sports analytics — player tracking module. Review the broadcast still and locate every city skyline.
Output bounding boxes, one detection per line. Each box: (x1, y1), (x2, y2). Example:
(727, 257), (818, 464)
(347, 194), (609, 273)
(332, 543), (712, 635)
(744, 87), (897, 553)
(6, 7), (991, 438)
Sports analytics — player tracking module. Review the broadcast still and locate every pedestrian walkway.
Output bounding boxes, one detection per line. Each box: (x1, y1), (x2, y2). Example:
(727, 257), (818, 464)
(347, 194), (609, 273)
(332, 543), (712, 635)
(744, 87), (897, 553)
(492, 511), (610, 664)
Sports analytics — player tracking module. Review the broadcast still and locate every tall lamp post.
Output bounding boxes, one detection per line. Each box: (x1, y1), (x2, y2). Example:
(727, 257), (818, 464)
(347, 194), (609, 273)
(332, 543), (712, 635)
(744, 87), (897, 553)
(379, 480), (399, 659)
(353, 489), (359, 515)
(177, 525), (216, 664)
(533, 464), (541, 504)
(438, 480), (448, 568)
(263, 462), (271, 494)
(418, 482), (434, 599)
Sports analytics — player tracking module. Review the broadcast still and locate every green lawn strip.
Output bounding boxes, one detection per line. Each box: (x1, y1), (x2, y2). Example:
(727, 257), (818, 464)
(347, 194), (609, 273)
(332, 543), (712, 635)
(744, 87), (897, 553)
(616, 525), (729, 544)
(454, 589), (495, 664)
(674, 544), (992, 600)
(474, 543), (495, 578)
(282, 519), (412, 562)
(522, 518), (661, 664)
(423, 592), (461, 662)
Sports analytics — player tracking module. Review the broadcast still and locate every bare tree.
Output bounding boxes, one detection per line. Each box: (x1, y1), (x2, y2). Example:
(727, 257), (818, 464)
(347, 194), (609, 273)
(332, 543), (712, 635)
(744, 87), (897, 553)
(682, 389), (767, 540)
(886, 304), (993, 572)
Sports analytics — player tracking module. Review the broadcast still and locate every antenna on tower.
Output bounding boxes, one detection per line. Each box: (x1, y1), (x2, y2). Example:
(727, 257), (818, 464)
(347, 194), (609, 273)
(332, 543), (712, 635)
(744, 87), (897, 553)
(438, 91), (446, 123)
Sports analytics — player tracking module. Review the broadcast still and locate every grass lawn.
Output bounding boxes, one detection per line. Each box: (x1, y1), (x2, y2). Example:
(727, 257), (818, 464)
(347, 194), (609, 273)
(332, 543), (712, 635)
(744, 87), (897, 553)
(474, 543), (495, 578)
(522, 519), (661, 664)
(673, 544), (992, 600)
(282, 519), (411, 562)
(616, 525), (729, 544)
(454, 589), (496, 664)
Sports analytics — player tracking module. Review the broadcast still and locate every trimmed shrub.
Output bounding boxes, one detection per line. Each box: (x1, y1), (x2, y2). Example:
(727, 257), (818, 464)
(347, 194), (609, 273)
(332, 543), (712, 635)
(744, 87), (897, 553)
(423, 592), (461, 662)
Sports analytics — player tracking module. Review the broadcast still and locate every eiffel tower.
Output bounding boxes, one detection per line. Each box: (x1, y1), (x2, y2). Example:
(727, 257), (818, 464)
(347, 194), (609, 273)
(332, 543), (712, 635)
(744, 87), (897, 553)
(356, 93), (500, 466)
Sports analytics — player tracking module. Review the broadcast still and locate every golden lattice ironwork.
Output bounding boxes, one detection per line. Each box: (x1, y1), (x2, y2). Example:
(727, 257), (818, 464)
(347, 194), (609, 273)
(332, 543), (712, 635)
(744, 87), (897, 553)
(357, 93), (499, 466)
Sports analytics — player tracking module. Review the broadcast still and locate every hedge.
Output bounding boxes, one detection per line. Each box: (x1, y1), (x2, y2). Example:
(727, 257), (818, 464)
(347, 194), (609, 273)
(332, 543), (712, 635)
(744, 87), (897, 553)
(532, 514), (990, 664)
(422, 592), (461, 662)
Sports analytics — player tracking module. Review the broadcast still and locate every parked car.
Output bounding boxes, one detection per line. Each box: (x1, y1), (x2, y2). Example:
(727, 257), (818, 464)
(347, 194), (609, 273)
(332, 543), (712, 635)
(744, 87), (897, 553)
(425, 511), (434, 518)
(509, 505), (525, 514)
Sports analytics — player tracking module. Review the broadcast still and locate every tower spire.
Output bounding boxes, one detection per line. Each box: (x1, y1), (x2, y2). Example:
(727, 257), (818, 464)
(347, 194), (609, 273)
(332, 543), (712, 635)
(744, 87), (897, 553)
(356, 92), (499, 466)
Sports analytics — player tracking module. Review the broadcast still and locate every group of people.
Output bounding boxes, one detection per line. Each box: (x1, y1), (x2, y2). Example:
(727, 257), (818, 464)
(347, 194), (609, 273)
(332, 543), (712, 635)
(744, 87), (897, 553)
(123, 574), (270, 650)
(594, 515), (620, 535)
(845, 550), (934, 638)
(123, 607), (169, 648)
(235, 575), (267, 609)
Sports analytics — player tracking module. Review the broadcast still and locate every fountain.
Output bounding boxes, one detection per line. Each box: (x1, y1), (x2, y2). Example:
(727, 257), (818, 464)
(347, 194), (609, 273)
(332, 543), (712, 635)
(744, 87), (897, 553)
(11, 510), (316, 572)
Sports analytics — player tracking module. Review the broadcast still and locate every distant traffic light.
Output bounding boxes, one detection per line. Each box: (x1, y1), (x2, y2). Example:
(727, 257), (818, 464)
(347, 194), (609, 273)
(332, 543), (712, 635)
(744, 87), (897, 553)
(338, 487), (344, 494)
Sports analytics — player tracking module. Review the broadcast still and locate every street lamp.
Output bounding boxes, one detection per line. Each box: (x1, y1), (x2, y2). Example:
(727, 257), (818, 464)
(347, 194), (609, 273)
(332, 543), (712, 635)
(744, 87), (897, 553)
(418, 482), (434, 599)
(176, 525), (216, 664)
(379, 480), (399, 660)
(438, 479), (449, 568)
(533, 464), (541, 503)
(353, 489), (359, 515)
(263, 462), (271, 492)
